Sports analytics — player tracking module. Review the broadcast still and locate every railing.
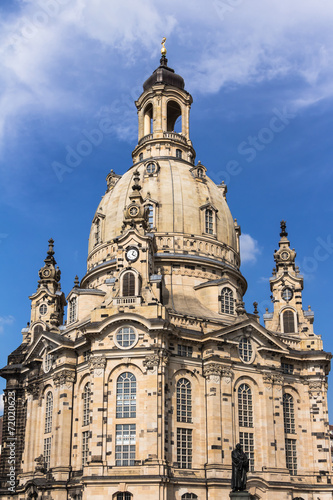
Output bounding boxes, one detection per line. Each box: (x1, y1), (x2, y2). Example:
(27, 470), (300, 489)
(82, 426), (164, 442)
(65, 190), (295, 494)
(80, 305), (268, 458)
(163, 132), (187, 144)
(113, 296), (142, 306)
(138, 134), (153, 146)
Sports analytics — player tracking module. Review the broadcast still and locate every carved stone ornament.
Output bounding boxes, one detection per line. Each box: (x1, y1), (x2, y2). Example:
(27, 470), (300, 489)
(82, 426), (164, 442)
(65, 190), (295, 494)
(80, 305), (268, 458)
(54, 370), (75, 388)
(309, 381), (322, 392)
(159, 348), (169, 366)
(203, 363), (223, 383)
(221, 367), (233, 383)
(263, 373), (284, 390)
(143, 354), (159, 370)
(34, 454), (46, 473)
(89, 355), (106, 376)
(27, 382), (41, 400)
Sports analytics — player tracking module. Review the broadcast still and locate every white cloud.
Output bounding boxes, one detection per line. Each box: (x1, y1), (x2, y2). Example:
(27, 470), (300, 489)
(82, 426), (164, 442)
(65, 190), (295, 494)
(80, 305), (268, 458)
(1, 0), (333, 149)
(0, 394), (3, 415)
(0, 315), (15, 334)
(240, 234), (261, 264)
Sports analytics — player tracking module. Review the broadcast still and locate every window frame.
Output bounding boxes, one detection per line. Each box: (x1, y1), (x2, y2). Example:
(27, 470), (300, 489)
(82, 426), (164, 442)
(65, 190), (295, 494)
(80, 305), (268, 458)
(45, 391), (53, 434)
(176, 378), (192, 423)
(177, 428), (192, 469)
(283, 393), (296, 434)
(115, 424), (136, 466)
(83, 382), (91, 427)
(44, 436), (52, 469)
(239, 431), (254, 472)
(238, 384), (253, 428)
(285, 438), (297, 475)
(220, 287), (234, 315)
(116, 372), (137, 419)
(282, 309), (296, 333)
(239, 337), (254, 363)
(114, 326), (138, 350)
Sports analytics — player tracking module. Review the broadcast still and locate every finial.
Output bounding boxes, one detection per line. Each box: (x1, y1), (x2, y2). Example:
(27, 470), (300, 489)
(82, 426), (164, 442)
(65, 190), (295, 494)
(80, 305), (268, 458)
(132, 170), (141, 191)
(74, 275), (79, 288)
(47, 238), (55, 256)
(161, 37), (167, 56)
(280, 220), (288, 238)
(253, 302), (259, 315)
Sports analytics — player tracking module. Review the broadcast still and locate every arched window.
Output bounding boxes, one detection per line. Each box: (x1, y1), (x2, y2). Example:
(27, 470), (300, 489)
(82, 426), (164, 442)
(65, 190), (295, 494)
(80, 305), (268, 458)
(220, 287), (234, 314)
(182, 494), (198, 499)
(95, 218), (100, 245)
(205, 209), (213, 234)
(146, 204), (154, 229)
(283, 310), (295, 333)
(69, 296), (77, 323)
(83, 382), (91, 426)
(177, 378), (192, 423)
(114, 493), (132, 500)
(283, 393), (295, 434)
(238, 384), (253, 428)
(197, 167), (204, 178)
(239, 338), (253, 363)
(144, 103), (153, 135)
(116, 373), (136, 418)
(122, 272), (136, 297)
(45, 391), (53, 434)
(176, 149), (182, 159)
(139, 153), (143, 161)
(167, 100), (182, 132)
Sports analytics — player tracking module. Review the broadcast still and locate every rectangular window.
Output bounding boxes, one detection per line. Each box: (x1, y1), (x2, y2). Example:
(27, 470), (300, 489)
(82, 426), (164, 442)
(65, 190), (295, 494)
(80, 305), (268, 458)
(83, 350), (90, 362)
(115, 424), (136, 466)
(44, 437), (51, 469)
(205, 209), (213, 234)
(239, 432), (254, 472)
(69, 297), (77, 323)
(82, 430), (90, 466)
(282, 363), (294, 374)
(177, 428), (192, 469)
(285, 438), (297, 475)
(178, 345), (193, 357)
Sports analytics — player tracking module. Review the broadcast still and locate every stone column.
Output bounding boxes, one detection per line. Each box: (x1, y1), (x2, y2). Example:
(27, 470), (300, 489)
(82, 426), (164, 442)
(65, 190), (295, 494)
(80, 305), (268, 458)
(203, 363), (223, 465)
(88, 355), (106, 470)
(271, 374), (287, 470)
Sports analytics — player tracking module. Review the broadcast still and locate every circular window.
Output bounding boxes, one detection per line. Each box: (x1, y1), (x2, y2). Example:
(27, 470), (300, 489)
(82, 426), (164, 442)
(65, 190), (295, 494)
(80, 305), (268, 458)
(129, 206), (139, 217)
(39, 304), (47, 315)
(282, 288), (293, 302)
(146, 162), (156, 174)
(239, 337), (253, 363)
(281, 251), (289, 260)
(115, 326), (138, 350)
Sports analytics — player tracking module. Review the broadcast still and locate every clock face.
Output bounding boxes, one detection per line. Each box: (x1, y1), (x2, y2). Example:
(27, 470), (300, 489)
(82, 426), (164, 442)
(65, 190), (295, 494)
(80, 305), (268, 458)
(126, 247), (139, 262)
(42, 268), (50, 277)
(281, 251), (289, 260)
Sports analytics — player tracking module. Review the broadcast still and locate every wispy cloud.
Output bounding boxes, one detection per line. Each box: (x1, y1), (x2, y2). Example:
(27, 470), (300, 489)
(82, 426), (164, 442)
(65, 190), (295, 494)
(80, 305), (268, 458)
(240, 234), (261, 264)
(0, 315), (15, 334)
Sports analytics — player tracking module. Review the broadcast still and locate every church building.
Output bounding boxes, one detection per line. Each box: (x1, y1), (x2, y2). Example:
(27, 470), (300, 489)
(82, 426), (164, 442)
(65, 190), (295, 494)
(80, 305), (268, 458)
(0, 43), (332, 500)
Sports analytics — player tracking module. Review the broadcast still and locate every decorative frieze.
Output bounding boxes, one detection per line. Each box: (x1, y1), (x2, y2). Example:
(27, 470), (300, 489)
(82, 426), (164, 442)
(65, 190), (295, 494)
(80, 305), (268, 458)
(143, 354), (159, 370)
(203, 363), (223, 383)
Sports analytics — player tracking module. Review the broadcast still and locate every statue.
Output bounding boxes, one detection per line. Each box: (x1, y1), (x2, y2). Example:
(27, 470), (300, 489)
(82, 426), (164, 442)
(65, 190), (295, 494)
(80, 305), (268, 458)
(231, 443), (249, 492)
(34, 454), (46, 473)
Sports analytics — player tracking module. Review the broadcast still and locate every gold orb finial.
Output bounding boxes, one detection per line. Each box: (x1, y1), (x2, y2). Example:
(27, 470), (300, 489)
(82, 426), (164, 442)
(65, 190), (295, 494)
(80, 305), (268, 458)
(161, 37), (167, 56)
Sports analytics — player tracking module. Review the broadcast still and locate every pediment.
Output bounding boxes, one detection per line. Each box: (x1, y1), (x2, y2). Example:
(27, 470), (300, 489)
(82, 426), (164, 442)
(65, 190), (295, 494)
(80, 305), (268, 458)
(25, 332), (73, 363)
(204, 317), (289, 354)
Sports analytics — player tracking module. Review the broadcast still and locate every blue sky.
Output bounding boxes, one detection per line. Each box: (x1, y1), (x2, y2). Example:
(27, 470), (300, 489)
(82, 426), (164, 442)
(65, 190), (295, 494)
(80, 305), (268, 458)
(0, 0), (333, 416)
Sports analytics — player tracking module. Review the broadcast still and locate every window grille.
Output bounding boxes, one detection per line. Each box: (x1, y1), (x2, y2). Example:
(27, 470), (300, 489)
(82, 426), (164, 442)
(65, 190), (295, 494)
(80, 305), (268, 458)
(45, 392), (53, 434)
(182, 495), (198, 499)
(239, 338), (253, 363)
(44, 352), (53, 372)
(177, 428), (192, 469)
(205, 209), (213, 234)
(177, 378), (192, 423)
(69, 297), (77, 323)
(220, 287), (234, 314)
(146, 204), (154, 229)
(177, 345), (193, 357)
(116, 327), (136, 348)
(82, 430), (90, 466)
(122, 272), (135, 297)
(44, 437), (51, 469)
(83, 383), (91, 426)
(116, 494), (132, 500)
(115, 424), (136, 466)
(283, 393), (295, 434)
(282, 363), (294, 374)
(116, 373), (136, 418)
(146, 162), (156, 174)
(285, 438), (297, 475)
(239, 432), (254, 471)
(283, 310), (295, 333)
(95, 218), (100, 245)
(238, 384), (253, 428)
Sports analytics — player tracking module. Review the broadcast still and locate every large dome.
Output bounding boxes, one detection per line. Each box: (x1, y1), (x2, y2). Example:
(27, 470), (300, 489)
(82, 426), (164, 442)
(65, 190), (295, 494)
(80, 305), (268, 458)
(87, 160), (238, 261)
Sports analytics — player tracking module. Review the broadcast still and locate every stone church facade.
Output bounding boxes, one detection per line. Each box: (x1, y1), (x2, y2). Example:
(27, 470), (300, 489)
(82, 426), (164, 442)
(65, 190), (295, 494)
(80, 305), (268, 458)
(0, 47), (332, 500)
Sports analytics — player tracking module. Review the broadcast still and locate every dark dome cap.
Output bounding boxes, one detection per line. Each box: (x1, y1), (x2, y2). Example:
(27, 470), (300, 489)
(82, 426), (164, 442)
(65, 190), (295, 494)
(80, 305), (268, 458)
(143, 56), (185, 91)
